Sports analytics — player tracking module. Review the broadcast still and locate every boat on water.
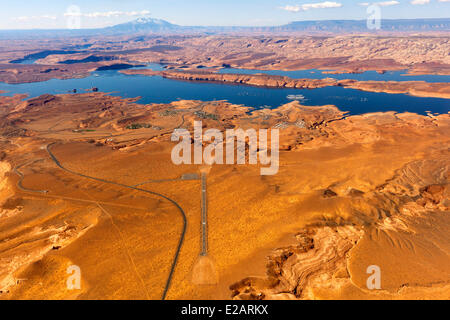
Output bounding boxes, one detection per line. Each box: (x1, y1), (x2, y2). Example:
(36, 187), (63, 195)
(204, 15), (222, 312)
(287, 94), (306, 100)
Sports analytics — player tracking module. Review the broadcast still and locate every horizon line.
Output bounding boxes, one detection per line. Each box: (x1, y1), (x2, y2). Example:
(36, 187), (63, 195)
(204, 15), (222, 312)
(1, 17), (450, 32)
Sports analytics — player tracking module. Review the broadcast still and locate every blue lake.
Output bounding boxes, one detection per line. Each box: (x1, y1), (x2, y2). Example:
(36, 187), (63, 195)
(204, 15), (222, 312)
(0, 64), (448, 115)
(219, 68), (450, 83)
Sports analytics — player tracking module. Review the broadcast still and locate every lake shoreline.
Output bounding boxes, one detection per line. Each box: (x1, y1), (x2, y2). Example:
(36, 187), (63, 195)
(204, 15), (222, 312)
(121, 69), (450, 99)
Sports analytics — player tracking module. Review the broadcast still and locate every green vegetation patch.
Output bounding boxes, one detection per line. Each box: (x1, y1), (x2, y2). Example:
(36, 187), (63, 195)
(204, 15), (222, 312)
(194, 111), (218, 120)
(126, 123), (152, 130)
(159, 110), (178, 117)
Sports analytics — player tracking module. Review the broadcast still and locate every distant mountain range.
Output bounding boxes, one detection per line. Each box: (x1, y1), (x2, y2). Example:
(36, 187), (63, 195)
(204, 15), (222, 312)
(1, 17), (449, 39)
(106, 17), (450, 33)
(278, 18), (450, 32)
(105, 18), (180, 33)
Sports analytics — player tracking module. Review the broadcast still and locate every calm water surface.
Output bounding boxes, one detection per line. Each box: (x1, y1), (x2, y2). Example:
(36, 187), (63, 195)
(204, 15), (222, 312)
(0, 64), (448, 115)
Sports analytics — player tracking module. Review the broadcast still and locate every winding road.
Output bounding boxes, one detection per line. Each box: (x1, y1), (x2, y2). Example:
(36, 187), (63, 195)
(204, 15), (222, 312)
(13, 160), (48, 194)
(45, 142), (187, 300)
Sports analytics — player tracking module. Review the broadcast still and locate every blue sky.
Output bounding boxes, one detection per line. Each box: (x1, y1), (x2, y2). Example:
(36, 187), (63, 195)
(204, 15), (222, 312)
(1, 0), (449, 29)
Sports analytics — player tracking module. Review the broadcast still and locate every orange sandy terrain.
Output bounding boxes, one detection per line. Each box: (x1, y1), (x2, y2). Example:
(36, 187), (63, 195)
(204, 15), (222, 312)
(0, 92), (448, 300)
(1, 34), (450, 85)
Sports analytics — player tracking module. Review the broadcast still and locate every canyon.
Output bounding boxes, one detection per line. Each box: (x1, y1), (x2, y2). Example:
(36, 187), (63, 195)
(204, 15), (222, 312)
(0, 92), (448, 300)
(122, 69), (450, 99)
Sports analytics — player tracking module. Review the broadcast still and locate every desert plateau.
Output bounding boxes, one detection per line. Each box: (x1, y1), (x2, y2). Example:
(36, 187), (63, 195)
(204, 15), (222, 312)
(0, 1), (449, 305)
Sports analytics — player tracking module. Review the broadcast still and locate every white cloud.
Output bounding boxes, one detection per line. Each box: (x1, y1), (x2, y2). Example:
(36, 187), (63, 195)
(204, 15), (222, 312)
(280, 5), (302, 12)
(280, 2), (343, 12)
(376, 1), (400, 6)
(303, 1), (343, 9)
(13, 15), (57, 22)
(14, 9), (151, 23)
(438, 0), (450, 2)
(411, 0), (430, 4)
(357, 1), (399, 6)
(64, 10), (150, 18)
